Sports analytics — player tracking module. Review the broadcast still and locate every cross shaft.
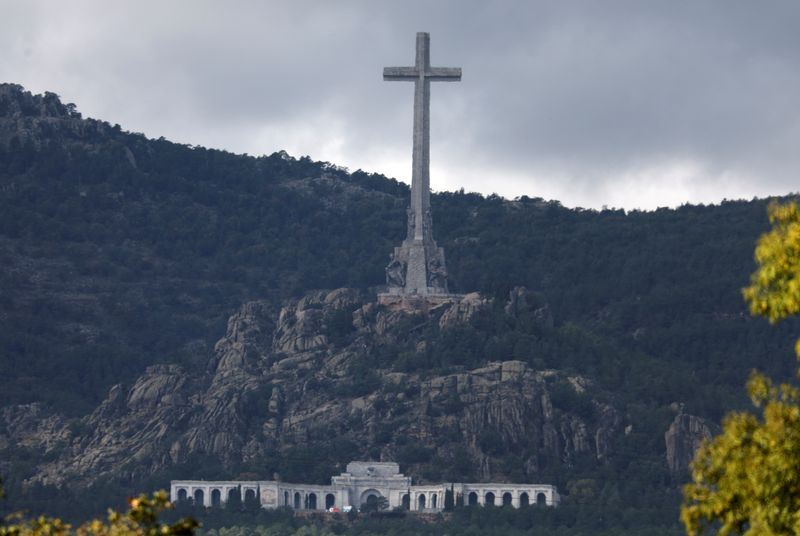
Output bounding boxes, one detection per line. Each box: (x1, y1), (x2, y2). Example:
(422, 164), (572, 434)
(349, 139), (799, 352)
(384, 32), (461, 242)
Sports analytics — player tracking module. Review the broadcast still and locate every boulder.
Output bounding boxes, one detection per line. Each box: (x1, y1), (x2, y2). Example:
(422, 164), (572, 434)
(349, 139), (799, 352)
(438, 292), (489, 329)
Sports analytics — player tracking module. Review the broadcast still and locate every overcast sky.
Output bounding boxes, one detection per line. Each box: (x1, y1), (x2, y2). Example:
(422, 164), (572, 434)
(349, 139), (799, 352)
(2, 1), (799, 209)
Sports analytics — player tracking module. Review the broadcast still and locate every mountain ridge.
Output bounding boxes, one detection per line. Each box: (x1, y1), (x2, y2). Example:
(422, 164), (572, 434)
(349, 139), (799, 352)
(0, 84), (797, 530)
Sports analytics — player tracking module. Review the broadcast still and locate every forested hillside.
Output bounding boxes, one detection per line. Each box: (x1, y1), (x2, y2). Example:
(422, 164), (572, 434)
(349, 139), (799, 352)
(1, 84), (797, 534)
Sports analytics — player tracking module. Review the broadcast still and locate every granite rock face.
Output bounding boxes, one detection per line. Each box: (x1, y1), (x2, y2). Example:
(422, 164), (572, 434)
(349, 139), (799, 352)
(664, 413), (717, 474)
(3, 288), (626, 488)
(438, 292), (489, 329)
(0, 84), (113, 149)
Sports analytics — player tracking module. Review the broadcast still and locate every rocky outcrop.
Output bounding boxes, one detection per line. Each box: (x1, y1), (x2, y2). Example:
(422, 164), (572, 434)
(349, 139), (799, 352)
(271, 290), (360, 354)
(213, 300), (273, 376)
(0, 404), (70, 453)
(505, 287), (553, 328)
(595, 403), (621, 460)
(0, 84), (80, 121)
(0, 84), (114, 149)
(418, 360), (619, 479)
(665, 413), (716, 474)
(438, 292), (489, 329)
(127, 365), (187, 408)
(2, 288), (625, 488)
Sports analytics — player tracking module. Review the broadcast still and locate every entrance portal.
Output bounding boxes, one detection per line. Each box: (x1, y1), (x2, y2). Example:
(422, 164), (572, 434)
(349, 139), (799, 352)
(359, 488), (383, 508)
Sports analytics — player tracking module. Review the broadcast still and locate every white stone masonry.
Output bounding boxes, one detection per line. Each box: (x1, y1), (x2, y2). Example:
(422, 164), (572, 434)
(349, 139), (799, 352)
(170, 461), (560, 511)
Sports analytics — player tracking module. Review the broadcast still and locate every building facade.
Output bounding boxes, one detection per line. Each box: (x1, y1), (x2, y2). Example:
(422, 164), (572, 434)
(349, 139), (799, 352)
(170, 461), (560, 511)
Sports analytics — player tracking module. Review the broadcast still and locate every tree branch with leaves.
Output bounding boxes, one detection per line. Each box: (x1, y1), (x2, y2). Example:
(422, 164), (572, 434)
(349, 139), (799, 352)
(0, 490), (198, 536)
(682, 200), (800, 535)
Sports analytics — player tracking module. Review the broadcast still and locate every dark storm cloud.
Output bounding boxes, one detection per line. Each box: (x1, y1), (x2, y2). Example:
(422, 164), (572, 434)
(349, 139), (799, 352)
(2, 0), (799, 208)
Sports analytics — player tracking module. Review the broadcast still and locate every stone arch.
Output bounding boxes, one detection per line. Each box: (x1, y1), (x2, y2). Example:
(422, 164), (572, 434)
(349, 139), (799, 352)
(537, 492), (547, 506)
(485, 492), (495, 506)
(468, 492), (478, 506)
(402, 494), (410, 510)
(245, 488), (256, 502)
(325, 493), (335, 509)
(418, 493), (426, 510)
(193, 489), (204, 506)
(502, 492), (512, 507)
(519, 492), (529, 507)
(177, 488), (188, 502)
(228, 488), (241, 503)
(431, 493), (437, 509)
(307, 493), (317, 510)
(284, 491), (289, 506)
(294, 492), (302, 509)
(211, 489), (221, 507)
(359, 488), (382, 506)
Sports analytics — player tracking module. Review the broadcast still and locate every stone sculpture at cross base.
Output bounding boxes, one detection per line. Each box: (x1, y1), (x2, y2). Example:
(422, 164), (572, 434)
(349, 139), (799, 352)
(378, 32), (464, 309)
(385, 207), (449, 295)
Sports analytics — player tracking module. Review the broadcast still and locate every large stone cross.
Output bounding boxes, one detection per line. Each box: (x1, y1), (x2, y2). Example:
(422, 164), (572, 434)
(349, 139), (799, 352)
(381, 32), (461, 299)
(384, 32), (461, 243)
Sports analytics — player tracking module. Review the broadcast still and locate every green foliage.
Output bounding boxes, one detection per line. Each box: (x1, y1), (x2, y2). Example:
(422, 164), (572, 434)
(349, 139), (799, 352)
(323, 307), (358, 346)
(743, 201), (800, 325)
(395, 444), (433, 466)
(682, 201), (800, 535)
(224, 490), (242, 513)
(549, 381), (594, 422)
(683, 373), (800, 535)
(443, 487), (454, 511)
(190, 500), (686, 536)
(0, 491), (197, 536)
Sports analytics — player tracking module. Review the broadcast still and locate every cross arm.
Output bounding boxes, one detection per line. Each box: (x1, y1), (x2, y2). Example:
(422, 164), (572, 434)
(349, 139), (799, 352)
(427, 67), (461, 81)
(384, 67), (418, 81)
